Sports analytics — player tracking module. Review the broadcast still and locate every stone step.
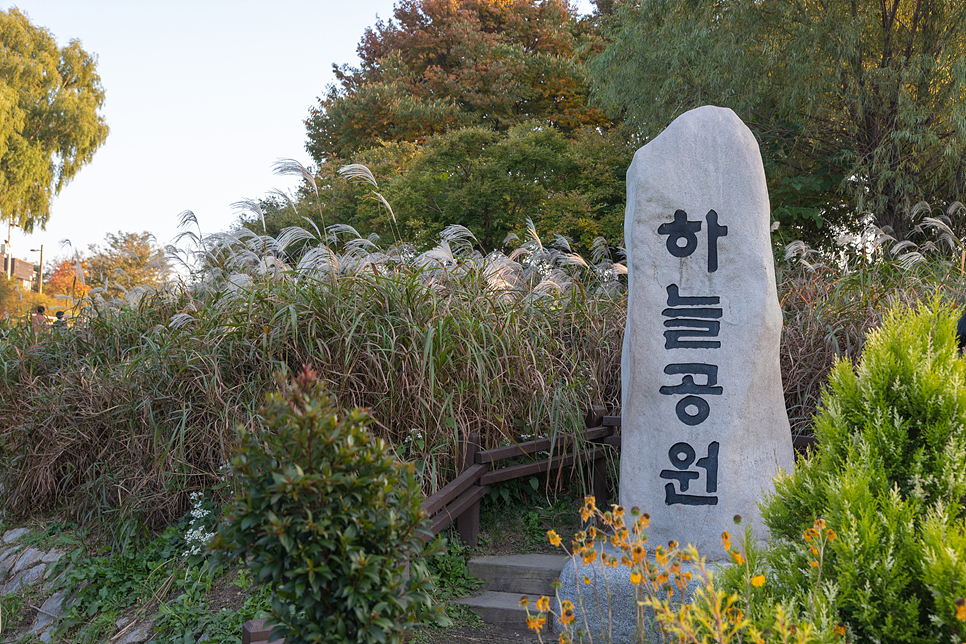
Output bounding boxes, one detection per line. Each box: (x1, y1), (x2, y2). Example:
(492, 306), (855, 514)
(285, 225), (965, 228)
(468, 554), (568, 596)
(452, 591), (544, 631)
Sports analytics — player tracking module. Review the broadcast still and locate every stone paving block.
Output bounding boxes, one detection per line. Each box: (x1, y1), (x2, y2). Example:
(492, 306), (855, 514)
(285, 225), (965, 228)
(29, 589), (66, 634)
(41, 549), (65, 564)
(1, 528), (29, 544)
(3, 563), (46, 594)
(0, 545), (23, 575)
(10, 546), (43, 576)
(114, 617), (156, 644)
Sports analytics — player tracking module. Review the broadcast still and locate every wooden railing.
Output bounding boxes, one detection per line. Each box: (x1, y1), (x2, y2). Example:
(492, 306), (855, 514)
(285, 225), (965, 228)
(419, 405), (620, 548)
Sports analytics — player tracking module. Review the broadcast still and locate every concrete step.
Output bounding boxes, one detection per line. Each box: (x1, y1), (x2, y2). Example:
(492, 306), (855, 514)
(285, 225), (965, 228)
(452, 591), (547, 631)
(468, 554), (568, 596)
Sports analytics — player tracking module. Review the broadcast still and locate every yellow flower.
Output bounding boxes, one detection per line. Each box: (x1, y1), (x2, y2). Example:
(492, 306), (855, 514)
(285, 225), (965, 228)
(635, 514), (650, 532)
(631, 543), (646, 563)
(833, 622), (847, 636)
(750, 575), (766, 587)
(581, 496), (596, 521)
(810, 560), (819, 568)
(560, 604), (576, 626)
(630, 572), (642, 585)
(519, 595), (530, 607)
(536, 596), (550, 613)
(547, 529), (562, 548)
(583, 576), (591, 585)
(721, 531), (732, 551)
(526, 615), (547, 633)
(582, 549), (598, 565)
(731, 551), (745, 565)
(558, 633), (572, 644)
(826, 528), (837, 542)
(815, 518), (826, 530)
(956, 597), (966, 621)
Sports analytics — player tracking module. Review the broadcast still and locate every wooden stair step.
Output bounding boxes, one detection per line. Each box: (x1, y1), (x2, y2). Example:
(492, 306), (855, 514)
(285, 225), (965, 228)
(452, 591), (547, 631)
(468, 554), (568, 596)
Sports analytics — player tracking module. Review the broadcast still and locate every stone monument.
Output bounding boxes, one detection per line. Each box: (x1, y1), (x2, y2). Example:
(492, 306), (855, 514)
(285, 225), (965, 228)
(619, 105), (794, 559)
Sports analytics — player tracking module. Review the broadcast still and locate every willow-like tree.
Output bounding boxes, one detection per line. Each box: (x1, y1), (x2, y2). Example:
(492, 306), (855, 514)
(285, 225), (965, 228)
(0, 8), (109, 232)
(589, 0), (966, 245)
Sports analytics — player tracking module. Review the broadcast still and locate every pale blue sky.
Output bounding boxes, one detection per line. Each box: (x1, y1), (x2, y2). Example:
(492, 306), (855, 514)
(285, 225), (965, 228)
(5, 0), (595, 268)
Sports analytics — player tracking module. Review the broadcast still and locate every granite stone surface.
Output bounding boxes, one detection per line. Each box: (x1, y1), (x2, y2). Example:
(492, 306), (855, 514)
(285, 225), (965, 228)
(620, 105), (795, 559)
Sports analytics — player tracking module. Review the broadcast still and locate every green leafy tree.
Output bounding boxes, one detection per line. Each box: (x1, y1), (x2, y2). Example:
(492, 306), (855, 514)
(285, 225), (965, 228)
(376, 123), (629, 249)
(255, 125), (632, 252)
(86, 231), (172, 297)
(0, 8), (109, 232)
(588, 0), (966, 246)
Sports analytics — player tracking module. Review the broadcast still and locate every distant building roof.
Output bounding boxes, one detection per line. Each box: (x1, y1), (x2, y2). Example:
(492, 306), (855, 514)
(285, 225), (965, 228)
(1, 253), (36, 282)
(12, 258), (34, 281)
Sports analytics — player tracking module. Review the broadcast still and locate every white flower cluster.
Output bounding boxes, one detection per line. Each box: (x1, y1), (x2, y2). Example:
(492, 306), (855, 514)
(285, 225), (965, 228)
(183, 491), (216, 557)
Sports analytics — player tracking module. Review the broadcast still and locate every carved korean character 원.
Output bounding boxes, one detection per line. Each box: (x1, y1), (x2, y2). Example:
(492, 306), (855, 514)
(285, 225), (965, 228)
(657, 210), (728, 272)
(663, 284), (722, 349)
(660, 441), (720, 506)
(660, 363), (722, 426)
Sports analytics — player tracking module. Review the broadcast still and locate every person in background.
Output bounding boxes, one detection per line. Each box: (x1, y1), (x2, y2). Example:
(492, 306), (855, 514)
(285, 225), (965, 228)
(53, 310), (67, 329)
(31, 305), (48, 332)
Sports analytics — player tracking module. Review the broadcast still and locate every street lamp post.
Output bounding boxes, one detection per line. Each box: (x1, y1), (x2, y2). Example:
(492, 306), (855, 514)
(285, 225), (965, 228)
(30, 245), (43, 294)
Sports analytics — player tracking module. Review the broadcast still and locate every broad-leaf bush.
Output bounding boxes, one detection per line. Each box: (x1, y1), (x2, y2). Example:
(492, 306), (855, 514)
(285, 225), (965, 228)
(741, 299), (966, 642)
(212, 367), (447, 644)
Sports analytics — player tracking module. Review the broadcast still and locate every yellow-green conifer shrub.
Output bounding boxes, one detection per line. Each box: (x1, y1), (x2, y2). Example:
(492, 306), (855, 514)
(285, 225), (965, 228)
(749, 298), (966, 642)
(212, 367), (447, 644)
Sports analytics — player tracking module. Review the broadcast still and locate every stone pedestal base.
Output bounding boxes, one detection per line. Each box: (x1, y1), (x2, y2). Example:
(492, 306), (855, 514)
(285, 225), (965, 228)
(556, 543), (730, 644)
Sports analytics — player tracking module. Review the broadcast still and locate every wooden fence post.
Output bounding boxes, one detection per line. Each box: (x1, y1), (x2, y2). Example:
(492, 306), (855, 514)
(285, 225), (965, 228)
(586, 405), (610, 509)
(456, 431), (482, 548)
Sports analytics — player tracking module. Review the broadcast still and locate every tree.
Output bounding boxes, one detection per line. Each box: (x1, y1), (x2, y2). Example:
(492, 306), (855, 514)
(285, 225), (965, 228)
(588, 0), (966, 246)
(253, 124), (632, 252)
(275, 0), (633, 253)
(45, 257), (91, 300)
(86, 231), (172, 297)
(0, 8), (109, 232)
(306, 0), (611, 161)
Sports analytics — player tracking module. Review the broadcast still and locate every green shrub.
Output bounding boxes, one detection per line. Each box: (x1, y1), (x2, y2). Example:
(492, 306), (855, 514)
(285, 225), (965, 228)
(212, 367), (447, 644)
(742, 298), (966, 642)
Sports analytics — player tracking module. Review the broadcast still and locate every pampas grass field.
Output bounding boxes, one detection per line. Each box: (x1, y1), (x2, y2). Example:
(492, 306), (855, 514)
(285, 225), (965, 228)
(1, 162), (964, 551)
